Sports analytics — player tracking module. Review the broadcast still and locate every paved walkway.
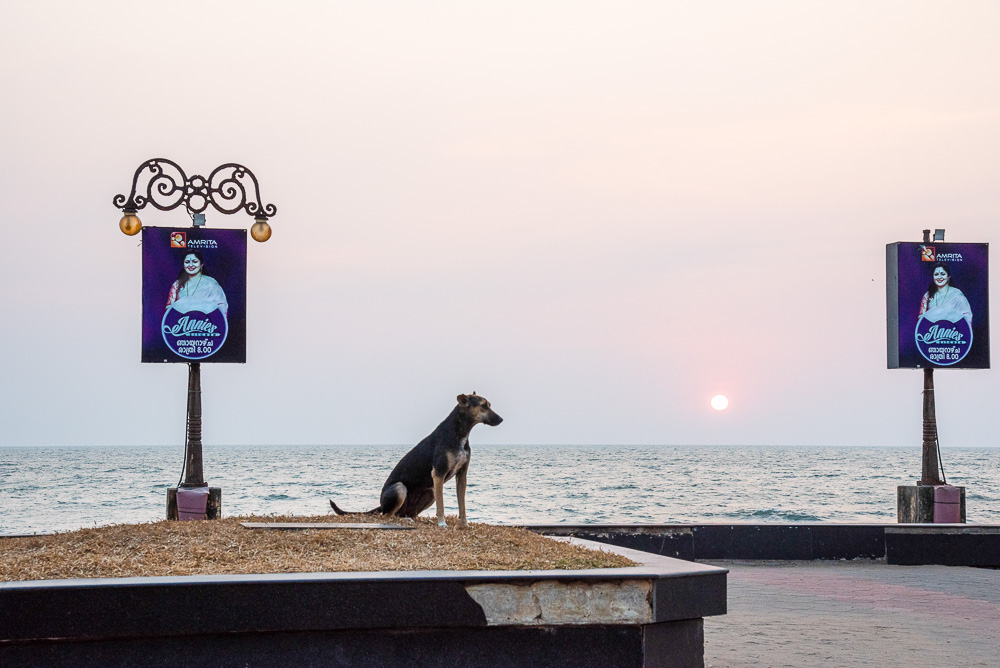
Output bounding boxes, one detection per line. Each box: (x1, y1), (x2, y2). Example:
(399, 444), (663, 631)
(702, 560), (1000, 668)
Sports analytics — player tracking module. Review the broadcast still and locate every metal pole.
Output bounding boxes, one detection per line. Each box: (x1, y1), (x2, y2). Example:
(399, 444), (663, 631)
(182, 362), (206, 487)
(919, 367), (944, 485)
(917, 228), (944, 486)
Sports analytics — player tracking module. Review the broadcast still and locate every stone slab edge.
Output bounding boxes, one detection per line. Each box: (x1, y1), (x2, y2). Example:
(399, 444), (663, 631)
(465, 537), (725, 626)
(241, 522), (414, 530)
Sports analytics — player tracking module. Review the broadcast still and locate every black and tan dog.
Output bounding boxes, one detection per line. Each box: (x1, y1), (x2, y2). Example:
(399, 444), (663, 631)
(330, 393), (502, 527)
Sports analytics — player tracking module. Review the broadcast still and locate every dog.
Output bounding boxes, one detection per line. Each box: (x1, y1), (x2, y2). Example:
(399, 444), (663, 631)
(330, 393), (502, 527)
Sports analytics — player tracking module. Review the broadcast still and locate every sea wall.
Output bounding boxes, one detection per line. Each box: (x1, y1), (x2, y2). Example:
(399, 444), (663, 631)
(530, 524), (1000, 566)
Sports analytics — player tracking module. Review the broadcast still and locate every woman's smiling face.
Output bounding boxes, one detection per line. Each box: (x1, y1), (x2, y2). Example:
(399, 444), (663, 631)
(183, 254), (203, 276)
(933, 266), (950, 288)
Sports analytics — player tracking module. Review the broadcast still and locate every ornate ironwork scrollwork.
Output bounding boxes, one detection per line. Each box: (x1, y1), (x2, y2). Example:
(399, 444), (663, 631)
(113, 158), (277, 220)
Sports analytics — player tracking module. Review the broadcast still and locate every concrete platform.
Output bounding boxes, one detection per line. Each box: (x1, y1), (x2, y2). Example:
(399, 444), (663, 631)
(0, 539), (726, 668)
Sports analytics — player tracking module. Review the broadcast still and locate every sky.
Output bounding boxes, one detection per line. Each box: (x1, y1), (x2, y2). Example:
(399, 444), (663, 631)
(1, 1), (999, 448)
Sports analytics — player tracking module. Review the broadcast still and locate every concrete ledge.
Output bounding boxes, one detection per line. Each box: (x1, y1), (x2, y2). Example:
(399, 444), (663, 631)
(532, 524), (887, 561)
(0, 539), (726, 668)
(886, 525), (1000, 566)
(529, 523), (1000, 566)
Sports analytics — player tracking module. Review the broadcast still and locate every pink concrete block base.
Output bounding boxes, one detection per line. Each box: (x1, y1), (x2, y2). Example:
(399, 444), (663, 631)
(176, 487), (210, 521)
(933, 485), (962, 523)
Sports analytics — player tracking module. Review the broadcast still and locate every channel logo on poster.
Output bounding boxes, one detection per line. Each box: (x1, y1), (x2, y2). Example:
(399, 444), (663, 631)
(920, 245), (935, 261)
(170, 232), (187, 248)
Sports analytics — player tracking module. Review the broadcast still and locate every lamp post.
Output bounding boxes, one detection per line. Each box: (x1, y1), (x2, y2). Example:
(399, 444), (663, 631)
(115, 158), (276, 518)
(893, 227), (969, 524)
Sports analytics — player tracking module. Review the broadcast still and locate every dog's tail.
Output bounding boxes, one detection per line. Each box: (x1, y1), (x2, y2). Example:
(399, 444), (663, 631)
(329, 499), (380, 516)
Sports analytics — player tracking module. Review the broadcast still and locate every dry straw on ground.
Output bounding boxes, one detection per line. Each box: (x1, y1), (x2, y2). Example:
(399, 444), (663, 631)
(1, 515), (634, 582)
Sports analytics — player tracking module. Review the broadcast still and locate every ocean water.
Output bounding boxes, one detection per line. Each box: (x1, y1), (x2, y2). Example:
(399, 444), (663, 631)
(2, 445), (999, 536)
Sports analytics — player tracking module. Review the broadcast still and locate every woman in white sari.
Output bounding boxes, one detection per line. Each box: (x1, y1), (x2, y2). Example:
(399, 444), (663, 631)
(918, 263), (971, 325)
(166, 251), (229, 317)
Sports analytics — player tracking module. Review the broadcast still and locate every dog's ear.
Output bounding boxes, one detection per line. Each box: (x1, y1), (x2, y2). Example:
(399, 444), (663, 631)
(457, 394), (469, 406)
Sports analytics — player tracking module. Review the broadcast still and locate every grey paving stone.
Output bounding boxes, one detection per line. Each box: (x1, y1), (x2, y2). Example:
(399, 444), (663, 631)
(703, 560), (1000, 668)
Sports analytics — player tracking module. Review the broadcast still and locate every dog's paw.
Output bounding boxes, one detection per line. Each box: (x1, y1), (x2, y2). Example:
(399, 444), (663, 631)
(457, 519), (469, 529)
(437, 519), (448, 528)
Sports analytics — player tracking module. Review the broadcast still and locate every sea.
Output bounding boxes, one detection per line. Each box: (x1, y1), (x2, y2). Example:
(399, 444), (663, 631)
(2, 445), (999, 536)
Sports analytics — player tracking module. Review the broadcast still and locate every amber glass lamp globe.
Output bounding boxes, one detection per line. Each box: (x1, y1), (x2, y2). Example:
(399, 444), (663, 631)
(119, 211), (142, 236)
(251, 218), (272, 242)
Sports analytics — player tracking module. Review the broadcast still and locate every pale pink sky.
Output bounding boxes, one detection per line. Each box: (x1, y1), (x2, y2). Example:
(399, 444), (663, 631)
(1, 1), (999, 446)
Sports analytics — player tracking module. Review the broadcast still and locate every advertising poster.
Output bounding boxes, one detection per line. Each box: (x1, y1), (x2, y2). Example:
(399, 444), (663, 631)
(141, 227), (247, 363)
(886, 242), (989, 369)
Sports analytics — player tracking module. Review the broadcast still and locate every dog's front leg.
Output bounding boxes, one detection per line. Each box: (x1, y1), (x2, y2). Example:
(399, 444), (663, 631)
(456, 465), (468, 528)
(432, 472), (447, 527)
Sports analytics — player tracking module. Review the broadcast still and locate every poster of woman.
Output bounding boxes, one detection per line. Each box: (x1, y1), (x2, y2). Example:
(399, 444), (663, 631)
(166, 251), (229, 317)
(141, 228), (247, 363)
(886, 242), (990, 369)
(918, 263), (972, 324)
(914, 261), (974, 366)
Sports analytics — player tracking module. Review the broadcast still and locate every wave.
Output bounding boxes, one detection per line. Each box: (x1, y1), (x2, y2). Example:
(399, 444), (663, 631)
(743, 509), (825, 522)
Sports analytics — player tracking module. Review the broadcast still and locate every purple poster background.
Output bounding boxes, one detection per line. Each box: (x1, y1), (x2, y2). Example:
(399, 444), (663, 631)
(141, 227), (247, 363)
(887, 241), (989, 369)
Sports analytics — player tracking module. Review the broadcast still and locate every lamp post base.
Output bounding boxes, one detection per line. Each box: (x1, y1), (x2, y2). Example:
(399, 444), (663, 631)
(167, 487), (222, 521)
(897, 485), (965, 523)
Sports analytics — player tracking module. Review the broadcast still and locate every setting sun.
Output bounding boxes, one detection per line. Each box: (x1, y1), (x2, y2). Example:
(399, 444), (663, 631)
(711, 395), (729, 411)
